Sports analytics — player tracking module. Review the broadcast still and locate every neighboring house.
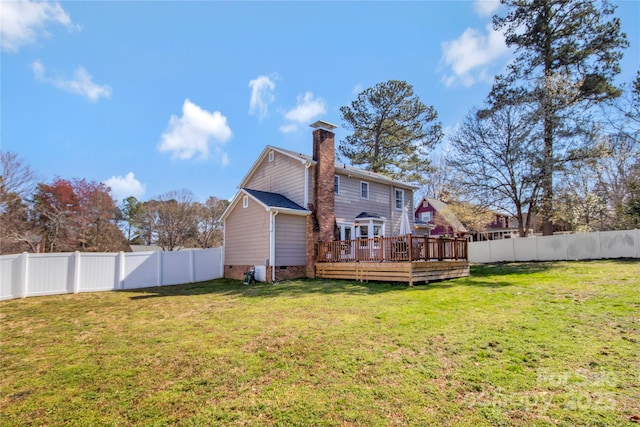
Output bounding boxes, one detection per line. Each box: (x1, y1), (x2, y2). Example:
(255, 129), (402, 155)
(472, 211), (521, 241)
(221, 121), (418, 282)
(414, 197), (468, 238)
(415, 198), (535, 240)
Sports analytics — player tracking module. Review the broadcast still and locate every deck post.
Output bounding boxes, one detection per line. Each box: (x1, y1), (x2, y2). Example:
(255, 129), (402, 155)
(425, 236), (429, 260)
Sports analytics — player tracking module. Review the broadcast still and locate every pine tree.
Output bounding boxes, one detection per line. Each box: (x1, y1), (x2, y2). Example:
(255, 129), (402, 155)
(487, 0), (628, 235)
(339, 80), (442, 185)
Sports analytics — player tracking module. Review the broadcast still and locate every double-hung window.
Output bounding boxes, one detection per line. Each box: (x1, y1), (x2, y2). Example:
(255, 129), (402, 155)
(360, 181), (369, 199)
(395, 189), (404, 210)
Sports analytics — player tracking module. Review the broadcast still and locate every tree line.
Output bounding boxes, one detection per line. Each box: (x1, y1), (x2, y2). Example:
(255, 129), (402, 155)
(338, 0), (639, 236)
(0, 153), (229, 255)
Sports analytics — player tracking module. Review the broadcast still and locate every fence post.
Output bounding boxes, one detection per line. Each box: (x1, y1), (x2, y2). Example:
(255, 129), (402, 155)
(157, 251), (163, 286)
(73, 251), (81, 293)
(189, 249), (195, 283)
(425, 237), (430, 260)
(117, 251), (125, 290)
(19, 252), (29, 298)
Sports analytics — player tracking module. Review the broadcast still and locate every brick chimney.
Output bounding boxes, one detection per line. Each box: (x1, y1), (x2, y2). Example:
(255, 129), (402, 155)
(306, 120), (337, 278)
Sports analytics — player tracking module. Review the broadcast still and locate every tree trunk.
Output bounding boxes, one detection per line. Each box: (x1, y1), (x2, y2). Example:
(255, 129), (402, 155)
(541, 2), (554, 236)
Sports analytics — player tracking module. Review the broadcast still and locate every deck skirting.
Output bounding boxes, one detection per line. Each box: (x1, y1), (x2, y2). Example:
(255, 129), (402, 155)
(315, 260), (469, 285)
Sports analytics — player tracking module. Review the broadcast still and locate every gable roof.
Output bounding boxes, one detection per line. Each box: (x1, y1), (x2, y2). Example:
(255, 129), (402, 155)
(220, 187), (310, 221)
(238, 145), (313, 189)
(421, 197), (468, 233)
(355, 211), (386, 220)
(243, 188), (308, 212)
(239, 145), (417, 191)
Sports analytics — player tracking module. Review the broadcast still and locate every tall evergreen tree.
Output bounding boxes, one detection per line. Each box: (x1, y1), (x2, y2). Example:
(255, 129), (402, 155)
(487, 0), (628, 235)
(339, 80), (442, 185)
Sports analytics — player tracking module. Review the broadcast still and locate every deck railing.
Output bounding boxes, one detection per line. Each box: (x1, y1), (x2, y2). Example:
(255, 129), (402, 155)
(317, 235), (468, 263)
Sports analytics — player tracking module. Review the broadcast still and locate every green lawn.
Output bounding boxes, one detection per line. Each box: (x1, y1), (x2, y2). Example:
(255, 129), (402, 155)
(1, 260), (639, 426)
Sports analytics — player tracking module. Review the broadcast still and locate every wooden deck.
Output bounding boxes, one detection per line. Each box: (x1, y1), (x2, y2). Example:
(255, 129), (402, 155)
(315, 260), (469, 285)
(316, 236), (470, 285)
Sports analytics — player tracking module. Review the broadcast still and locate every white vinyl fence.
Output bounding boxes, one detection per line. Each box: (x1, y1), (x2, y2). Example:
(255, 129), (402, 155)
(0, 248), (224, 301)
(469, 229), (640, 263)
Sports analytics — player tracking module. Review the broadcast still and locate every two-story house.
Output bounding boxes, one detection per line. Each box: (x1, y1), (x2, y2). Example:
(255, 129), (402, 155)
(414, 197), (468, 238)
(221, 121), (417, 282)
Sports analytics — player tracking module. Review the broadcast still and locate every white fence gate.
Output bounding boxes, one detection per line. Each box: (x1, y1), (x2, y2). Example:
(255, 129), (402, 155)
(469, 229), (640, 263)
(0, 248), (224, 301)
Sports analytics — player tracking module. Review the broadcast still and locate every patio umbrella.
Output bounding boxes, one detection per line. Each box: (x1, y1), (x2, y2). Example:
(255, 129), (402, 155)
(399, 207), (412, 236)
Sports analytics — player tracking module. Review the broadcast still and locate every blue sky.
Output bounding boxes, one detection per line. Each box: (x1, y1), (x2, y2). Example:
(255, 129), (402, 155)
(2, 0), (638, 203)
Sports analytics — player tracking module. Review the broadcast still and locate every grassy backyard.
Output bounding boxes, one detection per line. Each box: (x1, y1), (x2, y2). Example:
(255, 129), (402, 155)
(1, 260), (639, 426)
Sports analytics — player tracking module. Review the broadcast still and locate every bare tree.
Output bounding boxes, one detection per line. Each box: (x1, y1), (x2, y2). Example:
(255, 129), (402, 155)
(143, 190), (198, 251)
(446, 105), (540, 237)
(555, 131), (640, 231)
(432, 201), (494, 237)
(194, 196), (229, 248)
(1, 151), (38, 200)
(0, 152), (40, 253)
(417, 153), (454, 202)
(554, 164), (609, 232)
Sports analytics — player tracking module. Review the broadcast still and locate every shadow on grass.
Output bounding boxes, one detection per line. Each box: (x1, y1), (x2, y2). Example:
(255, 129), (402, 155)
(471, 258), (639, 278)
(125, 278), (400, 300)
(125, 262), (545, 300)
(124, 259), (638, 300)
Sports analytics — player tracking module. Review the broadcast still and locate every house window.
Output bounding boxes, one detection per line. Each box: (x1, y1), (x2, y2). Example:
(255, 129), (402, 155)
(395, 189), (404, 210)
(268, 151), (274, 162)
(243, 195), (248, 208)
(360, 181), (369, 199)
(334, 175), (340, 194)
(359, 225), (369, 238)
(420, 211), (432, 222)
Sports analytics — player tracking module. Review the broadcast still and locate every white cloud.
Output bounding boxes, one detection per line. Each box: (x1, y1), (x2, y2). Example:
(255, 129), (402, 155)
(104, 172), (146, 202)
(248, 75), (276, 120)
(158, 99), (232, 161)
(279, 92), (326, 134)
(440, 24), (510, 87)
(279, 124), (298, 134)
(284, 92), (326, 123)
(32, 60), (112, 102)
(1, 0), (79, 53)
(474, 0), (501, 17)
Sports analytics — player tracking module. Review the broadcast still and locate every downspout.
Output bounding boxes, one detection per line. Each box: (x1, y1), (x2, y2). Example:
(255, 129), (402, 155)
(270, 210), (279, 282)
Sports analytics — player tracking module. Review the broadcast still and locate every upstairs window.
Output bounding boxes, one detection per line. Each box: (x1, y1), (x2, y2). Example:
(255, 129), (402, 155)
(268, 151), (274, 162)
(334, 175), (340, 194)
(360, 181), (369, 199)
(420, 211), (432, 222)
(243, 195), (249, 208)
(395, 189), (404, 210)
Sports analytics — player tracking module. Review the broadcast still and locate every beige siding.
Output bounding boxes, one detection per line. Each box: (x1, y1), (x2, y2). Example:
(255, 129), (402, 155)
(245, 150), (307, 206)
(334, 172), (413, 236)
(224, 196), (270, 266)
(274, 214), (307, 266)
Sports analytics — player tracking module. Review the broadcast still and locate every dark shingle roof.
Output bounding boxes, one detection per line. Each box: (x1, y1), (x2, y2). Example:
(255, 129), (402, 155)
(243, 188), (308, 211)
(355, 212), (385, 219)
